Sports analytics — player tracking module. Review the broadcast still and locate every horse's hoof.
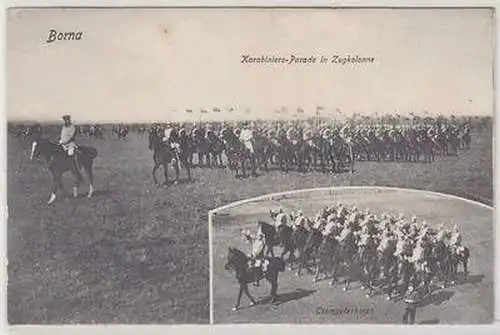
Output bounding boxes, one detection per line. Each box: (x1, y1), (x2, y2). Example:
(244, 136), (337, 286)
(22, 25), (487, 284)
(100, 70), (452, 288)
(231, 306), (239, 312)
(87, 193), (93, 198)
(249, 301), (256, 307)
(47, 194), (56, 205)
(343, 287), (348, 291)
(361, 286), (366, 290)
(365, 294), (371, 298)
(329, 280), (336, 286)
(312, 278), (317, 283)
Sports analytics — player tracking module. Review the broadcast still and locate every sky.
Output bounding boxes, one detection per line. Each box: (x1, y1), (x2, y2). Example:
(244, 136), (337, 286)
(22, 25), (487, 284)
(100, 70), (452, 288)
(6, 8), (495, 123)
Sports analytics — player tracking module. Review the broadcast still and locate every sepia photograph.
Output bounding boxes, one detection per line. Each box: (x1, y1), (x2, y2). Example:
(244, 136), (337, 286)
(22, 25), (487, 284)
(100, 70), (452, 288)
(210, 187), (493, 324)
(5, 6), (494, 328)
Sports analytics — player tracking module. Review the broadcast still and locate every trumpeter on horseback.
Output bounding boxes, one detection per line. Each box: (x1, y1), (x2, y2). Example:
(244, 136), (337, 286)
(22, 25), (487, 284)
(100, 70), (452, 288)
(243, 228), (268, 286)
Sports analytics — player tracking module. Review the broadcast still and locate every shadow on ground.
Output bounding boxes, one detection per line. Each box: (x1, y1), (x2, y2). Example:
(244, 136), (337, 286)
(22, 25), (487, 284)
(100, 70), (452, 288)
(259, 288), (316, 306)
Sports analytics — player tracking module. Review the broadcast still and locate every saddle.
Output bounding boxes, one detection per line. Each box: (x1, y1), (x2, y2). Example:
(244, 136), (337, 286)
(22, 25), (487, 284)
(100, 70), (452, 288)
(248, 258), (270, 273)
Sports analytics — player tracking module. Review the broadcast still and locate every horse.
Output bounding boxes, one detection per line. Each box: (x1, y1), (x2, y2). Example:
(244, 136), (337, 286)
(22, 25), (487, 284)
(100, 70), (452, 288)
(257, 221), (278, 257)
(337, 233), (359, 291)
(432, 240), (455, 288)
(224, 247), (285, 311)
(30, 138), (97, 205)
(358, 235), (380, 297)
(113, 125), (129, 139)
(297, 227), (323, 276)
(221, 129), (257, 178)
(334, 136), (355, 173)
(89, 125), (104, 139)
(148, 130), (191, 185)
(206, 131), (225, 168)
(378, 239), (399, 300)
(313, 234), (340, 285)
(449, 246), (470, 282)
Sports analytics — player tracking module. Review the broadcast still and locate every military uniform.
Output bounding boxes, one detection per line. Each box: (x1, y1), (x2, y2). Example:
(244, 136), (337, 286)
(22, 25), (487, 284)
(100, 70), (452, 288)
(59, 115), (82, 178)
(402, 286), (421, 324)
(240, 126), (255, 153)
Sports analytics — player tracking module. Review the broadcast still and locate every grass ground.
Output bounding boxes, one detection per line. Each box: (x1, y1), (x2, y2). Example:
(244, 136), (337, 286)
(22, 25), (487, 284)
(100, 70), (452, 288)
(7, 120), (492, 324)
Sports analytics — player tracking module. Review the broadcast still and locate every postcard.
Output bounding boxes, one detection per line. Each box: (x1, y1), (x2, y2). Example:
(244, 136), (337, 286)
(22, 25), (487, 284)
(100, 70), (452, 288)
(5, 5), (496, 331)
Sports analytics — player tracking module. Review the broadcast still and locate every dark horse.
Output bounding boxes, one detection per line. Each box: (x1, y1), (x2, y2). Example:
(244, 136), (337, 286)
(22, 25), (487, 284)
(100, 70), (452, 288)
(221, 129), (257, 178)
(30, 138), (97, 205)
(148, 130), (191, 185)
(224, 247), (285, 311)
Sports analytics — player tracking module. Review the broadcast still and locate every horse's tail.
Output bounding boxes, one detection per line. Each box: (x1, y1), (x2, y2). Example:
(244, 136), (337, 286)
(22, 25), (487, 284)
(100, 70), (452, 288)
(87, 147), (98, 159)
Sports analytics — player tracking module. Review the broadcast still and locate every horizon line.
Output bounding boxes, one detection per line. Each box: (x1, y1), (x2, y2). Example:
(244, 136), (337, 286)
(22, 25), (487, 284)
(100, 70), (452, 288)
(6, 113), (492, 124)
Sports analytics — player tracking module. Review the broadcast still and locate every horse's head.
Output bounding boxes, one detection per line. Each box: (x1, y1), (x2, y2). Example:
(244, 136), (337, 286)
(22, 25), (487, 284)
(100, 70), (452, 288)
(224, 247), (247, 271)
(148, 130), (160, 151)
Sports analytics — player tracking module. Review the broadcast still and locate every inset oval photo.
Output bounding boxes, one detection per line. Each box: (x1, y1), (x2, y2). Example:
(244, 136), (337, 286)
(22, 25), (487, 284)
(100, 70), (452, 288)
(210, 187), (493, 324)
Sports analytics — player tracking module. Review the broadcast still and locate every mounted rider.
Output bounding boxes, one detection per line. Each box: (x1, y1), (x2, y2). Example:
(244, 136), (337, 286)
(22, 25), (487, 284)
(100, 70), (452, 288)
(59, 115), (81, 175)
(239, 122), (255, 154)
(163, 122), (180, 148)
(191, 122), (203, 140)
(248, 230), (267, 286)
(303, 127), (314, 146)
(286, 125), (298, 145)
(448, 224), (464, 255)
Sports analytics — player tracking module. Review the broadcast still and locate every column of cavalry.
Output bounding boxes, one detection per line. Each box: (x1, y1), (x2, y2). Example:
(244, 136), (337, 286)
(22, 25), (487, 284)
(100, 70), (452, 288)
(147, 117), (472, 179)
(224, 203), (470, 311)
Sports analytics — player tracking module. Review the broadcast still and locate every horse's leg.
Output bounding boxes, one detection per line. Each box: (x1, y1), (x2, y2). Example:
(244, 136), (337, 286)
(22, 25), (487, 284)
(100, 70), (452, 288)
(84, 161), (94, 198)
(69, 159), (83, 198)
(269, 243), (275, 258)
(184, 157), (192, 181)
(152, 163), (160, 185)
(172, 158), (180, 185)
(161, 161), (171, 185)
(232, 283), (245, 311)
(251, 155), (257, 176)
(48, 172), (60, 205)
(268, 273), (279, 303)
(243, 283), (257, 307)
(330, 258), (339, 286)
(313, 254), (321, 283)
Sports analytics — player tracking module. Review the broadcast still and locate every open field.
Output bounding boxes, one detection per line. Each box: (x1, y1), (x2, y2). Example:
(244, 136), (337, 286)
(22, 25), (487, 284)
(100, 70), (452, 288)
(7, 119), (492, 324)
(211, 188), (493, 324)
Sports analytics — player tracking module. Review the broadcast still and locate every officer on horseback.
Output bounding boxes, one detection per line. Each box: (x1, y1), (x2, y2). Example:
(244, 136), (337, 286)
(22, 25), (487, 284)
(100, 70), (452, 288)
(59, 115), (81, 176)
(162, 122), (179, 149)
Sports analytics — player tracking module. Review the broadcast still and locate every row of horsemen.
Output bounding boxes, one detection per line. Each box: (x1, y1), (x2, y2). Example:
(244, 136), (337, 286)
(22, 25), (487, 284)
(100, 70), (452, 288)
(12, 118), (472, 174)
(243, 203), (469, 299)
(149, 120), (472, 174)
